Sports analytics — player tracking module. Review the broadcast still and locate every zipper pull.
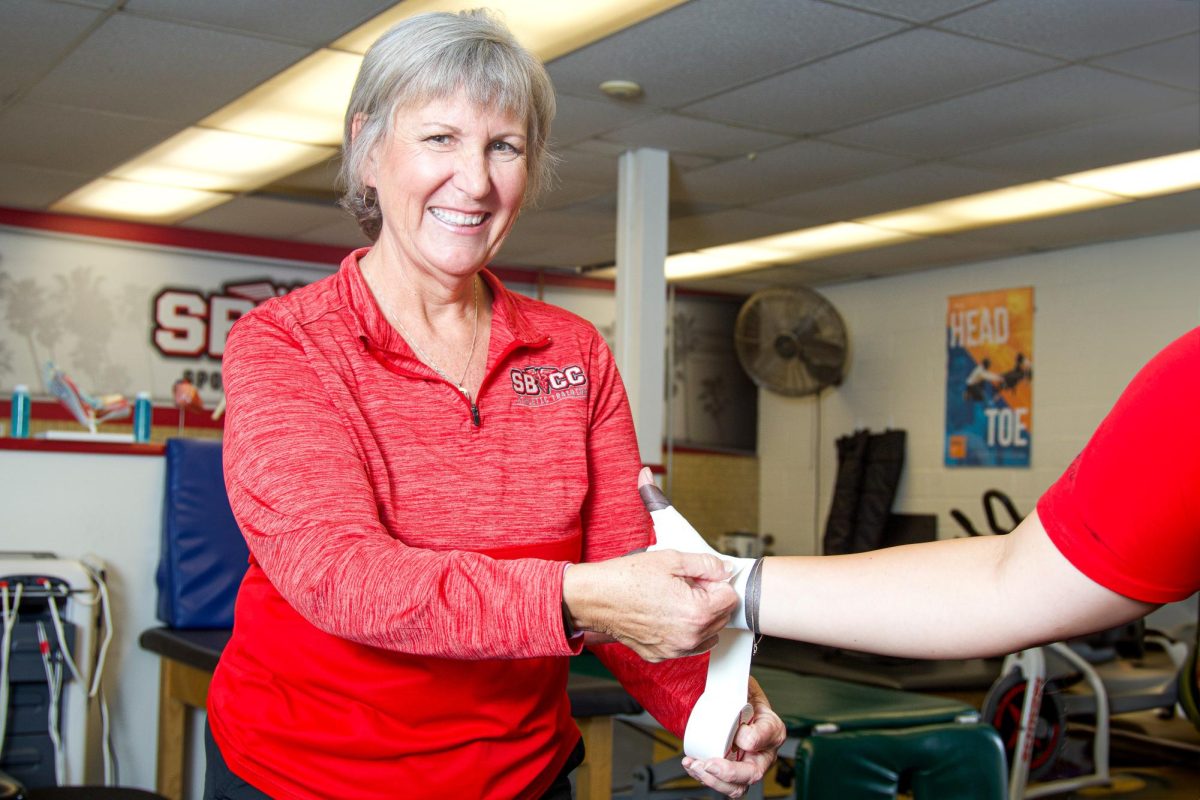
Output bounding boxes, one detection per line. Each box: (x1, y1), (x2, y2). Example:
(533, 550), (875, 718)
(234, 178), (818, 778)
(471, 403), (481, 427)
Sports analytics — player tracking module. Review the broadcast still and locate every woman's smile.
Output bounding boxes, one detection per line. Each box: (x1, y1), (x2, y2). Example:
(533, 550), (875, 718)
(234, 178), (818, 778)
(429, 207), (490, 228)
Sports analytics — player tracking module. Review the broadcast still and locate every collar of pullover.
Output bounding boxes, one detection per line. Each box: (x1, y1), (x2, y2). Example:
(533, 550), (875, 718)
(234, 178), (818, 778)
(341, 247), (550, 359)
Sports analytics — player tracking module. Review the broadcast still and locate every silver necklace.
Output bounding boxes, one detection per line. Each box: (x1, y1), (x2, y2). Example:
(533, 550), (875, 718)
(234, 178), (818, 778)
(385, 276), (480, 398)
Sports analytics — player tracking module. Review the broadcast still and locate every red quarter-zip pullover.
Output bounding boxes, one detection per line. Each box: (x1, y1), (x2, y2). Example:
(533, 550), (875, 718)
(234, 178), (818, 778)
(208, 249), (706, 799)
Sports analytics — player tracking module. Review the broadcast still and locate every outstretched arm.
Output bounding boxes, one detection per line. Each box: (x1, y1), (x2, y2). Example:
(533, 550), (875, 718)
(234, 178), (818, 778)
(759, 328), (1200, 659)
(757, 509), (1154, 660)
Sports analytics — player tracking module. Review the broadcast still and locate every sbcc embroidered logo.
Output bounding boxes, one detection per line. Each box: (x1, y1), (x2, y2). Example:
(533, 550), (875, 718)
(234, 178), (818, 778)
(510, 365), (588, 407)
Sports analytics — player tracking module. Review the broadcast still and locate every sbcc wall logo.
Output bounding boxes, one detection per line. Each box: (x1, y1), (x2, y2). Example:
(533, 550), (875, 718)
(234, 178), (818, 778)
(152, 280), (297, 391)
(152, 280), (294, 359)
(510, 365), (588, 407)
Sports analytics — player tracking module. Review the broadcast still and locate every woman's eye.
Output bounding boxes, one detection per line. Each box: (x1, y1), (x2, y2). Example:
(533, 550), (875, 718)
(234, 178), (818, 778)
(426, 134), (452, 145)
(491, 140), (523, 158)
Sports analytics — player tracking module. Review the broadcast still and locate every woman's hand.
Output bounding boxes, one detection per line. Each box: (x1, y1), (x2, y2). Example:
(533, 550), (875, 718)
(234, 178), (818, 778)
(681, 677), (786, 798)
(562, 550), (738, 662)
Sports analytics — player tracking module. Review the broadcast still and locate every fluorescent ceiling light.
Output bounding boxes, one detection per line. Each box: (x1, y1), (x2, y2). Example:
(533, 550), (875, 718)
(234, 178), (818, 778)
(662, 147), (1198, 282)
(1058, 149), (1200, 198)
(53, 179), (230, 224)
(665, 250), (759, 281)
(665, 224), (917, 280)
(335, 0), (690, 61)
(860, 181), (1124, 236)
(111, 128), (337, 192)
(202, 49), (363, 147)
(690, 243), (791, 268)
(751, 223), (918, 258)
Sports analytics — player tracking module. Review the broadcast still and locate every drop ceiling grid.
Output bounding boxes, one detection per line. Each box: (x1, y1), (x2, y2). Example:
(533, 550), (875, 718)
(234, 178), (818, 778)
(546, 0), (908, 110)
(179, 194), (355, 241)
(932, 0), (1200, 61)
(747, 161), (1015, 224)
(673, 139), (913, 206)
(1090, 33), (1200, 92)
(0, 0), (105, 100)
(23, 14), (312, 122)
(0, 0), (1193, 290)
(821, 65), (1196, 160)
(0, 102), (185, 175)
(119, 0), (399, 47)
(679, 26), (1062, 136)
(945, 103), (1200, 179)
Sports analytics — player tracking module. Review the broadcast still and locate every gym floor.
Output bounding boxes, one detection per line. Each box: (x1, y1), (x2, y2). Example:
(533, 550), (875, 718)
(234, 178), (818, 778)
(1055, 709), (1200, 799)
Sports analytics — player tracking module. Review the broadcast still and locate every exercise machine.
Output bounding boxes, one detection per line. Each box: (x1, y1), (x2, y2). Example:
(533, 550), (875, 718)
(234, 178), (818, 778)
(982, 624), (1190, 799)
(0, 552), (114, 791)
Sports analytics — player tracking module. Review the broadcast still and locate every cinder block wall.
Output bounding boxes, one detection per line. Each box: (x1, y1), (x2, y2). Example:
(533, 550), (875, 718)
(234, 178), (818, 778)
(665, 448), (760, 548)
(759, 229), (1200, 555)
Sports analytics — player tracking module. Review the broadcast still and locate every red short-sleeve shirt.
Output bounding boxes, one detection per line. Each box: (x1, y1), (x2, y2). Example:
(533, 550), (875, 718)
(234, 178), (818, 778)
(1038, 327), (1200, 604)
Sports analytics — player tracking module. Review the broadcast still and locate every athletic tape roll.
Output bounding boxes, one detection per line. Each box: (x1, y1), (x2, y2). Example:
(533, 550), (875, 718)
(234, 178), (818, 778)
(684, 627), (756, 759)
(640, 483), (755, 759)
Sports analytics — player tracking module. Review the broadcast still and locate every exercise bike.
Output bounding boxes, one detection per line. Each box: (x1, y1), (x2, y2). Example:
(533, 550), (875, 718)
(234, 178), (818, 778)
(952, 491), (1195, 799)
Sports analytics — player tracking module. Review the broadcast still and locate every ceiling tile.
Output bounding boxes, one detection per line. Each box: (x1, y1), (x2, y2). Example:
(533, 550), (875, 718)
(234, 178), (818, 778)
(822, 0), (986, 22)
(684, 27), (1058, 135)
(122, 0), (398, 45)
(0, 164), (92, 209)
(0, 102), (184, 174)
(180, 195), (348, 240)
(293, 216), (370, 250)
(550, 192), (727, 221)
(752, 162), (1015, 223)
(547, 0), (905, 109)
(936, 0), (1200, 60)
(669, 208), (809, 252)
(550, 93), (655, 147)
(1093, 34), (1200, 92)
(498, 230), (617, 270)
(504, 206), (615, 241)
(667, 152), (719, 171)
(600, 114), (792, 159)
(674, 140), (912, 205)
(948, 103), (1200, 179)
(261, 156), (343, 197)
(554, 147), (620, 188)
(567, 138), (718, 171)
(534, 180), (610, 212)
(825, 66), (1195, 159)
(0, 1), (105, 100)
(26, 14), (310, 122)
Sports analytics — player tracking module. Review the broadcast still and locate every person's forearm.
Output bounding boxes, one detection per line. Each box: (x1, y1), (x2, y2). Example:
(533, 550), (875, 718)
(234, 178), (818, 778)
(756, 512), (1153, 659)
(757, 537), (1016, 658)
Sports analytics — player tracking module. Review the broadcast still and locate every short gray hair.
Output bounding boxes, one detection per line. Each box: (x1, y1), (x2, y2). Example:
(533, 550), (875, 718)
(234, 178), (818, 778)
(338, 9), (558, 241)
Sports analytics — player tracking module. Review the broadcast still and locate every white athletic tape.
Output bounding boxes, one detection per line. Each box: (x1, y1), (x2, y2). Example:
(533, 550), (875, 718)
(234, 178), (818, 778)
(645, 502), (755, 759)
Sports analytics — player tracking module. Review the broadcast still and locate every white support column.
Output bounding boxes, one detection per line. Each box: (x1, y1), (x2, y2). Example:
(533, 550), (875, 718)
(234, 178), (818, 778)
(614, 148), (669, 467)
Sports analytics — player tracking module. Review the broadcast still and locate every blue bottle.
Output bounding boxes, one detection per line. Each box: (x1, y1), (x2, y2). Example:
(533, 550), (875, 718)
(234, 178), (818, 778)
(133, 391), (153, 443)
(10, 384), (30, 438)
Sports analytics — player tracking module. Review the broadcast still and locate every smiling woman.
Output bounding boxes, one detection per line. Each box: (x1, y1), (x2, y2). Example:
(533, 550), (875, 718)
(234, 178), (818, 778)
(338, 9), (558, 243)
(202, 9), (783, 800)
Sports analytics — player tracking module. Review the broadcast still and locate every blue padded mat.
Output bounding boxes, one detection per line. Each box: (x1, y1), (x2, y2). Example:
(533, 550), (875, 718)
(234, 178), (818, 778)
(156, 438), (248, 628)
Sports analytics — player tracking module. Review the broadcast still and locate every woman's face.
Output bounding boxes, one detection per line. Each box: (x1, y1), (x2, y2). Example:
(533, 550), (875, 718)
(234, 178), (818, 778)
(364, 90), (528, 280)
